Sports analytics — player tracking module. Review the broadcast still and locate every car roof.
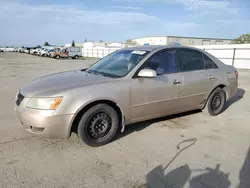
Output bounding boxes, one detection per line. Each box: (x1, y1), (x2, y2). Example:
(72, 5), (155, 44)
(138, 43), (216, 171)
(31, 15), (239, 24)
(123, 45), (203, 52)
(122, 45), (226, 68)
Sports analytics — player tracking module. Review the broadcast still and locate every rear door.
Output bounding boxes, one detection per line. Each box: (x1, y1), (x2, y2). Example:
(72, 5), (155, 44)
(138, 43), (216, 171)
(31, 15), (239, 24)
(177, 48), (217, 110)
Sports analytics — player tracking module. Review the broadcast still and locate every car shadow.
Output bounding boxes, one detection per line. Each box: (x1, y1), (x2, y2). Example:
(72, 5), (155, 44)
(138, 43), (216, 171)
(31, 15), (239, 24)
(115, 110), (201, 141)
(137, 139), (231, 188)
(224, 88), (245, 111)
(239, 147), (250, 188)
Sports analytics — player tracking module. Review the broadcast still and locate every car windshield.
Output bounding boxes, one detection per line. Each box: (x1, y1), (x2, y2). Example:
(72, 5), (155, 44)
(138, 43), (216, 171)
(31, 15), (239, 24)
(86, 49), (149, 78)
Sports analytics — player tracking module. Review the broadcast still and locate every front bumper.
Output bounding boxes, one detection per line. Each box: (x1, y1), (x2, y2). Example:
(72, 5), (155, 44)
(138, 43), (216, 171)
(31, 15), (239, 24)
(15, 98), (74, 139)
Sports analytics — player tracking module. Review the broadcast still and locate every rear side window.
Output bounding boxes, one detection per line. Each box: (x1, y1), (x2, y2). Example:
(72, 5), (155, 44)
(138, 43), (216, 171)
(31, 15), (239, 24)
(142, 49), (177, 75)
(203, 54), (218, 69)
(178, 49), (204, 72)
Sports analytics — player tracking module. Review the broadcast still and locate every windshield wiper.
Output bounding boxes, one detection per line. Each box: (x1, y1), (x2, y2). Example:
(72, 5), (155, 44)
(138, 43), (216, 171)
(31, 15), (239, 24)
(86, 70), (101, 76)
(86, 69), (119, 78)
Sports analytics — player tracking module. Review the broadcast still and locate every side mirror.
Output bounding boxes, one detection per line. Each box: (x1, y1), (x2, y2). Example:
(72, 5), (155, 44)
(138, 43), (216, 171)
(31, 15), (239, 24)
(137, 69), (157, 78)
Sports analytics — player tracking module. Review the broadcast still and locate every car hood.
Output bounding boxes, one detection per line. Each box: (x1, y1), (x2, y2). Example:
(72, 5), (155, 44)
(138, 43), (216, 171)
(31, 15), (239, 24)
(20, 70), (113, 97)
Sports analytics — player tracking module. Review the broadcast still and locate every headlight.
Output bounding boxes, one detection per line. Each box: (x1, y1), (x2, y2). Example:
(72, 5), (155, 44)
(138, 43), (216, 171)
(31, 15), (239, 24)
(26, 97), (63, 110)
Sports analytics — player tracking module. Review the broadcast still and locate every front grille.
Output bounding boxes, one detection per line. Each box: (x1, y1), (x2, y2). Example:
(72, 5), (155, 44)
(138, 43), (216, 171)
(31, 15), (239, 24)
(16, 92), (24, 106)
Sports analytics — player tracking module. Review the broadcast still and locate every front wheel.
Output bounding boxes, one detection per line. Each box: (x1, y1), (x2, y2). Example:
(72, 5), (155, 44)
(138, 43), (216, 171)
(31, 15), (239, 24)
(74, 55), (79, 59)
(203, 88), (226, 116)
(55, 55), (60, 59)
(77, 104), (119, 147)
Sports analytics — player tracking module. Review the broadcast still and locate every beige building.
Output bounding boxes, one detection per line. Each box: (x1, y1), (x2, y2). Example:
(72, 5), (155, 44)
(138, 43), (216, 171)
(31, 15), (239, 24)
(132, 36), (232, 46)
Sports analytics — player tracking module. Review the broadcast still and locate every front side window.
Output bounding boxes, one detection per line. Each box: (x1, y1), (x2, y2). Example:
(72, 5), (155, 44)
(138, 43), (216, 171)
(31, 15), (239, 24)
(86, 49), (149, 77)
(142, 50), (177, 75)
(203, 54), (218, 69)
(178, 49), (204, 72)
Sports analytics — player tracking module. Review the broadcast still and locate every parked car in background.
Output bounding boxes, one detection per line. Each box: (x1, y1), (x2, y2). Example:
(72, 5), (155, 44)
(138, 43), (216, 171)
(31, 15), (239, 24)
(39, 49), (47, 56)
(0, 48), (4, 52)
(15, 45), (238, 147)
(38, 48), (47, 56)
(49, 47), (61, 58)
(39, 48), (54, 57)
(29, 49), (35, 54)
(4, 48), (15, 52)
(30, 48), (41, 55)
(18, 48), (24, 53)
(52, 47), (82, 59)
(29, 49), (34, 54)
(46, 49), (54, 57)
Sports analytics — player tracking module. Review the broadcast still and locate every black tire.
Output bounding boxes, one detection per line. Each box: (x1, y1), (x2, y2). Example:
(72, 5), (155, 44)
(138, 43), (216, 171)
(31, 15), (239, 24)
(55, 55), (60, 59)
(77, 104), (119, 147)
(74, 55), (79, 59)
(203, 88), (226, 116)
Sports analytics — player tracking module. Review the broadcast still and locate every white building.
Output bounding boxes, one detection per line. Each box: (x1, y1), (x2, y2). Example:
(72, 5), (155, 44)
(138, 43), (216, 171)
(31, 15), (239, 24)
(82, 42), (124, 58)
(82, 42), (124, 49)
(132, 36), (232, 46)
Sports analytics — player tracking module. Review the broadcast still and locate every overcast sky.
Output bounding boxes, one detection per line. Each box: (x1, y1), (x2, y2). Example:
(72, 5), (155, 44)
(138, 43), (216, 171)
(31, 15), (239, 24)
(0, 0), (249, 46)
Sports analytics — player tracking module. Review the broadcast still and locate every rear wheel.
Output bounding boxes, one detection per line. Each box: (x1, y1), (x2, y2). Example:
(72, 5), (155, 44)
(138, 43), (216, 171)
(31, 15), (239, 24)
(77, 104), (119, 147)
(203, 88), (226, 116)
(55, 55), (60, 59)
(74, 55), (79, 59)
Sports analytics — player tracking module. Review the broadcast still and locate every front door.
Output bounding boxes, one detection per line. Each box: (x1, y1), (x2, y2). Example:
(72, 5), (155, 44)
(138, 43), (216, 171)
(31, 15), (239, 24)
(130, 49), (183, 122)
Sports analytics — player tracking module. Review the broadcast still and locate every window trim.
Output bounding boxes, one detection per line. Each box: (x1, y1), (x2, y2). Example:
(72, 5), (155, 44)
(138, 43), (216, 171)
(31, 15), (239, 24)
(132, 48), (177, 78)
(176, 48), (205, 73)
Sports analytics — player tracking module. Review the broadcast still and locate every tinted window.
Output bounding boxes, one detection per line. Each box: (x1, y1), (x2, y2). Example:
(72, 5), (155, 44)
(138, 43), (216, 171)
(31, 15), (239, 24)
(203, 54), (218, 69)
(178, 49), (204, 71)
(142, 50), (177, 75)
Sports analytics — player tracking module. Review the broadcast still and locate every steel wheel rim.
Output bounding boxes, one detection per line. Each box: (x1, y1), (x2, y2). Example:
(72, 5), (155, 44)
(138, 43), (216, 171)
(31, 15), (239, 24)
(86, 112), (112, 140)
(211, 92), (222, 111)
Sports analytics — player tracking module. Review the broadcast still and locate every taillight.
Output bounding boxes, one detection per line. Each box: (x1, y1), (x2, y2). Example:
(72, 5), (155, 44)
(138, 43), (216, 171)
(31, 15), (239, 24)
(234, 70), (238, 78)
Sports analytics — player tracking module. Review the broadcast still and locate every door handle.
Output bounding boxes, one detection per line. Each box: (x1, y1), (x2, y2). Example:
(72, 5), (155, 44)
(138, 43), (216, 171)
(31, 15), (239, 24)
(208, 75), (215, 80)
(173, 79), (181, 85)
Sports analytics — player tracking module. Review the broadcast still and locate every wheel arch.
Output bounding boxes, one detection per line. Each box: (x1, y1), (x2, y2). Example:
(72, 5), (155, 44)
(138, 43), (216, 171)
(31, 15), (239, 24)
(68, 99), (124, 137)
(202, 84), (227, 109)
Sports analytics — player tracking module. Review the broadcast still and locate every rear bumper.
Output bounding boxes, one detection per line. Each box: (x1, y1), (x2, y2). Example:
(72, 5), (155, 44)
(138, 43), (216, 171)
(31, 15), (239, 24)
(227, 78), (238, 100)
(15, 100), (74, 139)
